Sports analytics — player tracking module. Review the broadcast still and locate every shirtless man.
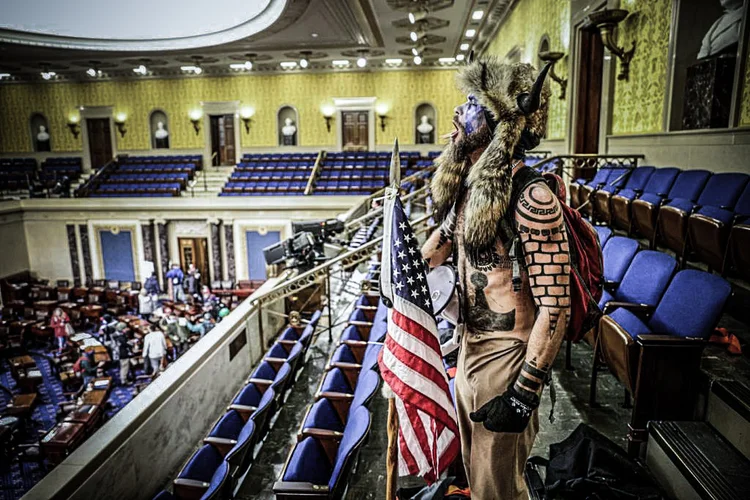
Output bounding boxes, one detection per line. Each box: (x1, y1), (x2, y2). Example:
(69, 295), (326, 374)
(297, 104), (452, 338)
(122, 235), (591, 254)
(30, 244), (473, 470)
(422, 57), (571, 500)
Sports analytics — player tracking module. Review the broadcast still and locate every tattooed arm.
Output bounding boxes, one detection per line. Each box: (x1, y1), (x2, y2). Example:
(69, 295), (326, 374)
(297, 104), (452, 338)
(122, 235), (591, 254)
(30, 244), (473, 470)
(421, 204), (457, 269)
(513, 183), (571, 399)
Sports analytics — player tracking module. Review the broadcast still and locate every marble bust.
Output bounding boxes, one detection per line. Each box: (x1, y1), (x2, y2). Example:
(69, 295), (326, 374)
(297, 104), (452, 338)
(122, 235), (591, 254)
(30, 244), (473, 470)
(154, 121), (169, 139)
(36, 125), (50, 142)
(698, 0), (743, 59)
(417, 115), (434, 143)
(282, 117), (297, 145)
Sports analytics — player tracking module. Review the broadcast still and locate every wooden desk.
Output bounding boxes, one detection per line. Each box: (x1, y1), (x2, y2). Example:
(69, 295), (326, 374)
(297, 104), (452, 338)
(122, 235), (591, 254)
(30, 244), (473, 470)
(4, 393), (37, 418)
(91, 346), (110, 363)
(57, 286), (72, 302)
(80, 304), (103, 320)
(63, 404), (102, 433)
(10, 355), (35, 371)
(82, 389), (107, 406)
(41, 422), (86, 465)
(90, 376), (112, 395)
(31, 322), (53, 341)
(16, 367), (43, 394)
(34, 300), (59, 318)
(72, 286), (89, 300)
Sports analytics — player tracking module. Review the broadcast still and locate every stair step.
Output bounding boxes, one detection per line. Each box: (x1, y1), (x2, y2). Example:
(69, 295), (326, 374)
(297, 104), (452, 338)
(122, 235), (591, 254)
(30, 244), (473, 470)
(647, 421), (750, 500)
(708, 380), (750, 460)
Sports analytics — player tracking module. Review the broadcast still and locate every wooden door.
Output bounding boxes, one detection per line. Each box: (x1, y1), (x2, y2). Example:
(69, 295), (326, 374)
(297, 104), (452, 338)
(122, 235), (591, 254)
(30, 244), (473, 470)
(573, 26), (605, 178)
(178, 238), (210, 281)
(342, 111), (369, 151)
(87, 118), (113, 170)
(209, 114), (236, 166)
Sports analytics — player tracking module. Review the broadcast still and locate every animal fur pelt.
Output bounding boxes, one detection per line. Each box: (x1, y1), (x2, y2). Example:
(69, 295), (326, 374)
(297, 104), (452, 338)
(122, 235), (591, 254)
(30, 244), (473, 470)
(431, 56), (551, 260)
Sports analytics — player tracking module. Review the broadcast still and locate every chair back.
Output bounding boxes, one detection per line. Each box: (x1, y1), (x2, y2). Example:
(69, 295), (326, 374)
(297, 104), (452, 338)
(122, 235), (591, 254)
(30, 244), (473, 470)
(306, 398), (344, 431)
(667, 170), (711, 202)
(351, 369), (381, 410)
(321, 368), (352, 394)
(616, 251), (677, 307)
(602, 237), (640, 285)
(695, 173), (749, 210)
(594, 226), (613, 248)
(329, 406), (372, 494)
(649, 270), (732, 338)
(234, 384), (262, 407)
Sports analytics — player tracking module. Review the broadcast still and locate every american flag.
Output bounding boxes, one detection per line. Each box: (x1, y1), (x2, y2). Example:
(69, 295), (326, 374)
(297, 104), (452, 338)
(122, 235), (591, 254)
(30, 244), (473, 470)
(377, 190), (460, 483)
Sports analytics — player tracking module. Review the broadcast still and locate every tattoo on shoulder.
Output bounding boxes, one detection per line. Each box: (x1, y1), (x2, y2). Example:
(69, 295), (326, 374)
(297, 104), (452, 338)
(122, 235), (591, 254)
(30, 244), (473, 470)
(516, 185), (564, 235)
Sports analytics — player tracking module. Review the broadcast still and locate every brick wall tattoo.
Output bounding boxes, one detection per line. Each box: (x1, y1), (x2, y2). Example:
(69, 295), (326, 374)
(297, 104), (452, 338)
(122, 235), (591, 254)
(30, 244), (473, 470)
(513, 184), (571, 397)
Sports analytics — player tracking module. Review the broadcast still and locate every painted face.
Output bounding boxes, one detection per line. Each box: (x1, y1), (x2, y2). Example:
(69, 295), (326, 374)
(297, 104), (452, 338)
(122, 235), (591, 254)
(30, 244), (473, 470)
(455, 95), (488, 137)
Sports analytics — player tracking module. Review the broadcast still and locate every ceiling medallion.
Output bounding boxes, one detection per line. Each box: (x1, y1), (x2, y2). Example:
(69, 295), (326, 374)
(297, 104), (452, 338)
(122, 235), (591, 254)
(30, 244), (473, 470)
(391, 17), (450, 31)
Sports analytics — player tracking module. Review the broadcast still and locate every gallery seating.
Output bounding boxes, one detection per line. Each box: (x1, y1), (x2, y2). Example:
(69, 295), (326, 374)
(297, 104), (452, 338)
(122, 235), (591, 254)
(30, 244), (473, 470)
(39, 157), (83, 186)
(0, 158), (37, 192)
(631, 169), (711, 247)
(593, 166), (655, 225)
(657, 173), (748, 260)
(313, 151), (423, 195)
(579, 166), (632, 217)
(569, 165), (614, 209)
(610, 167), (680, 234)
(220, 155), (315, 196)
(171, 444), (231, 500)
(83, 156), (199, 197)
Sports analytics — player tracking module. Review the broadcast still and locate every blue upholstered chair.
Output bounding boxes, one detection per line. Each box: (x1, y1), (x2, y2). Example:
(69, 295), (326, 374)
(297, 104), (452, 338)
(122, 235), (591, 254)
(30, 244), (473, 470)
(594, 226), (613, 249)
(173, 444), (230, 500)
(597, 269), (731, 399)
(633, 169), (711, 247)
(658, 172), (748, 258)
(687, 180), (750, 273)
(570, 165), (614, 209)
(205, 409), (256, 475)
(611, 167), (680, 233)
(581, 166), (631, 217)
(594, 166), (654, 224)
(602, 237), (640, 291)
(274, 406), (372, 499)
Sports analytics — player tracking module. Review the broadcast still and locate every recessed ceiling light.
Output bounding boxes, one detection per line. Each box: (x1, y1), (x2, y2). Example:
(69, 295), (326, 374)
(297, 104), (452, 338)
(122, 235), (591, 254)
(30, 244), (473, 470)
(280, 61), (298, 69)
(133, 65), (147, 75)
(86, 68), (97, 77)
(332, 60), (350, 67)
(412, 47), (420, 56)
(460, 43), (470, 51)
(438, 57), (456, 63)
(456, 54), (465, 61)
(357, 57), (367, 68)
(385, 58), (403, 65)
(311, 32), (319, 38)
(229, 61), (253, 71)
(465, 29), (476, 38)
(41, 71), (56, 80)
(413, 55), (422, 65)
(472, 10), (484, 21)
(410, 31), (419, 42)
(0, 73), (12, 79)
(181, 65), (202, 75)
(408, 10), (427, 24)
(300, 58), (309, 68)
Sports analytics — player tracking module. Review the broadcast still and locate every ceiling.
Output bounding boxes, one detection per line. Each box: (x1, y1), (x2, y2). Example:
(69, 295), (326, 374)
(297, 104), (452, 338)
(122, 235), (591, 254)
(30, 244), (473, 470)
(0, 0), (517, 83)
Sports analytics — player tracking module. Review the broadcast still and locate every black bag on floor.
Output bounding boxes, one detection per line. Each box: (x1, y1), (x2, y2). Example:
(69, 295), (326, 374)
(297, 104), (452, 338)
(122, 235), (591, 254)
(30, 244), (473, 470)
(526, 423), (664, 500)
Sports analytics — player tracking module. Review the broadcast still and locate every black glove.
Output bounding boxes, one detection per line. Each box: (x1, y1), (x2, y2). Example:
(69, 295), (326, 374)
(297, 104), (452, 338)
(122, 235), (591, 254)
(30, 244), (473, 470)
(469, 387), (540, 433)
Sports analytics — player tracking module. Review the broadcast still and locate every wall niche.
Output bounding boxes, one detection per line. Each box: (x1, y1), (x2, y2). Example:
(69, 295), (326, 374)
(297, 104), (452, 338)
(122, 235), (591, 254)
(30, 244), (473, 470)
(30, 113), (51, 152)
(149, 109), (170, 149)
(277, 106), (299, 146)
(414, 103), (436, 144)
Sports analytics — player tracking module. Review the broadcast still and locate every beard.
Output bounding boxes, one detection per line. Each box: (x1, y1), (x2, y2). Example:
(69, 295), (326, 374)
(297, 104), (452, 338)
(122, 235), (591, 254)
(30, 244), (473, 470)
(448, 122), (492, 164)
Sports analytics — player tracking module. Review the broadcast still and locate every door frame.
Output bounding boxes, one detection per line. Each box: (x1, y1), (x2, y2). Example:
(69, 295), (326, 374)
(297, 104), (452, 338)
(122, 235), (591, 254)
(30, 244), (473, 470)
(80, 105), (117, 173)
(202, 101), (241, 167)
(333, 97), (376, 151)
(566, 0), (617, 155)
(177, 236), (210, 282)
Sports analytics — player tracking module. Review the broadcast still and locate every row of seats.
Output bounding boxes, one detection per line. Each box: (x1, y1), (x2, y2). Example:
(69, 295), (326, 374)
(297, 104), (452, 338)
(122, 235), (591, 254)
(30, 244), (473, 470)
(0, 158), (37, 192)
(229, 171), (310, 181)
(221, 181), (307, 195)
(38, 157), (83, 184)
(590, 227), (732, 405)
(242, 153), (318, 161)
(274, 279), (386, 498)
(84, 156), (200, 197)
(120, 155), (201, 166)
(571, 165), (750, 277)
(234, 161), (314, 171)
(221, 157), (315, 196)
(348, 218), (381, 249)
(152, 310), (323, 500)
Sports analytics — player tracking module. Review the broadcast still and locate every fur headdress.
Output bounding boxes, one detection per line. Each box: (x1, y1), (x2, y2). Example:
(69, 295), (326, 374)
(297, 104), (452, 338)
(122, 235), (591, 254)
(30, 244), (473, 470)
(431, 56), (551, 258)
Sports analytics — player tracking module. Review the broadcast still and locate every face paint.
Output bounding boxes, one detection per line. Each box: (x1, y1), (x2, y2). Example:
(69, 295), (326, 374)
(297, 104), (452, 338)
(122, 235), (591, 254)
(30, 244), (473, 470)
(458, 95), (488, 136)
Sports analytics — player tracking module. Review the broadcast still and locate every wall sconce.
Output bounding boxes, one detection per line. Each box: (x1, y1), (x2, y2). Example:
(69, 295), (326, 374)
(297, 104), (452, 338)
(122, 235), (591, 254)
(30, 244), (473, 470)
(239, 106), (255, 134)
(376, 103), (389, 132)
(189, 109), (203, 135)
(538, 51), (568, 100)
(321, 104), (335, 133)
(114, 112), (127, 137)
(67, 114), (81, 139)
(588, 8), (635, 81)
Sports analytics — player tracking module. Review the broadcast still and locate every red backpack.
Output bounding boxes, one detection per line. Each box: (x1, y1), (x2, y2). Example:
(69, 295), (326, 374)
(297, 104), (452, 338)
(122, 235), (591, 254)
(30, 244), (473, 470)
(508, 167), (604, 342)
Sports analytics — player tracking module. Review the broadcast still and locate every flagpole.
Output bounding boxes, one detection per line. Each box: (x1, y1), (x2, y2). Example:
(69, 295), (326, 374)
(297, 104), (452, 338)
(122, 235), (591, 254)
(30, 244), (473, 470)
(385, 138), (401, 500)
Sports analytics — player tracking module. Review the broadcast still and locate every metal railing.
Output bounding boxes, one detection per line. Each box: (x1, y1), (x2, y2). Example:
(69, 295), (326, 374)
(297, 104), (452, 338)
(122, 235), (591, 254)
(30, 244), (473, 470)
(304, 150), (326, 195)
(534, 154), (645, 182)
(74, 159), (117, 197)
(343, 184), (429, 238)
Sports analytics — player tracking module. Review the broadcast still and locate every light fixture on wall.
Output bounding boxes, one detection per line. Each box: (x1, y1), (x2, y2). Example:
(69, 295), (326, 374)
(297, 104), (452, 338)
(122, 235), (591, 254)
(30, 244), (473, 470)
(114, 112), (128, 137)
(376, 103), (389, 132)
(189, 109), (203, 135)
(538, 51), (568, 100)
(321, 104), (335, 133)
(240, 106), (255, 134)
(67, 114), (81, 139)
(588, 8), (635, 81)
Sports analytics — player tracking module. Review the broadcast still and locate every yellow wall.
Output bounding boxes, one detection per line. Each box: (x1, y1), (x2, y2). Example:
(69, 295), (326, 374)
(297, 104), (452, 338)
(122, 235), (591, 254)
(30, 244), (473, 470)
(0, 70), (464, 153)
(484, 0), (570, 140)
(742, 47), (750, 127)
(611, 0), (673, 134)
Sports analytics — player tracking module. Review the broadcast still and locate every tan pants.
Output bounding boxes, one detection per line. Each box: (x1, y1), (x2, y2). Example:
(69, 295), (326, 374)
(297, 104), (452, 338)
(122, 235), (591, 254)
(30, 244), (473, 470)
(456, 334), (539, 500)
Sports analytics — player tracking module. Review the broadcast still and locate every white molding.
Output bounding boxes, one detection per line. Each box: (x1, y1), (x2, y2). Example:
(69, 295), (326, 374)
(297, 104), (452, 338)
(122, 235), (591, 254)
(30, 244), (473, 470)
(0, 0), (286, 52)
(333, 97), (377, 151)
(201, 101), (241, 166)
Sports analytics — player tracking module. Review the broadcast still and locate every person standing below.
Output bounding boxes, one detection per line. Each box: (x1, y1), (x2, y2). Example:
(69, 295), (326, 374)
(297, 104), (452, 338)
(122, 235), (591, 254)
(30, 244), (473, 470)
(79, 349), (100, 388)
(184, 264), (201, 300)
(142, 327), (167, 375)
(166, 263), (185, 303)
(144, 272), (161, 296)
(49, 308), (71, 354)
(109, 322), (133, 385)
(138, 288), (155, 318)
(422, 57), (569, 499)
